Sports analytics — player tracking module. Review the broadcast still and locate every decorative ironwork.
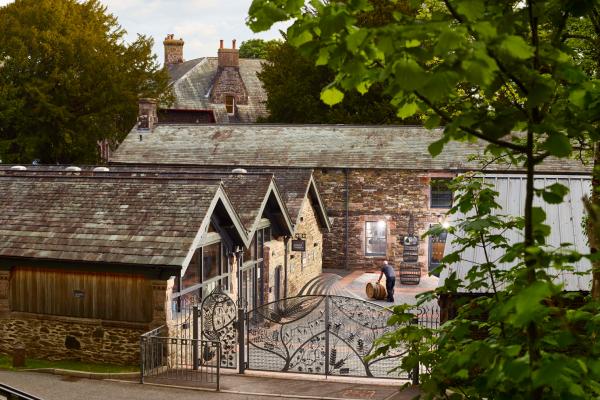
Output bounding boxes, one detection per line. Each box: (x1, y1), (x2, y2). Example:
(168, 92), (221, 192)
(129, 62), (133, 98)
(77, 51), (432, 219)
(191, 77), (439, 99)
(201, 286), (238, 369)
(247, 295), (409, 378)
(140, 326), (221, 389)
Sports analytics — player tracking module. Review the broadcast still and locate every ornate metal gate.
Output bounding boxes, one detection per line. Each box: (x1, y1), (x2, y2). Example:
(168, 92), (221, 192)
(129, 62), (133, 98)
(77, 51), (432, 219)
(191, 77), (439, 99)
(200, 287), (239, 369)
(246, 295), (409, 378)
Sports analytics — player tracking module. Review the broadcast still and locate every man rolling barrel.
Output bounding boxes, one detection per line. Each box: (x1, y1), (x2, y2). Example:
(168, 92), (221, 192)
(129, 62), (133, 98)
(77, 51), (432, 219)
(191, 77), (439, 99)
(377, 260), (396, 303)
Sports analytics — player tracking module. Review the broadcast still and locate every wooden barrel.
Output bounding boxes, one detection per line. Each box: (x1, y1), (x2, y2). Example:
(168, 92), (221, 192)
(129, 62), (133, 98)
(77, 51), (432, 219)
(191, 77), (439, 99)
(366, 282), (387, 300)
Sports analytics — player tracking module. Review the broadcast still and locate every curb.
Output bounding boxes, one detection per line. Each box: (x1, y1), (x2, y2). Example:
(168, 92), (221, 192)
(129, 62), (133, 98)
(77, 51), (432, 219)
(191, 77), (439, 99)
(20, 368), (139, 380)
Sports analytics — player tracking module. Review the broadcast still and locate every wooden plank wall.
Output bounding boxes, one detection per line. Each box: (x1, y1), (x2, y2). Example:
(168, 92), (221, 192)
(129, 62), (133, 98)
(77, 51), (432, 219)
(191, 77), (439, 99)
(10, 267), (153, 323)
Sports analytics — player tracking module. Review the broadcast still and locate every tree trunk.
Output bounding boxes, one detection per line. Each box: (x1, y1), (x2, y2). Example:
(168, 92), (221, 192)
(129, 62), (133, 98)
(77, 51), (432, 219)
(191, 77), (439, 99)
(589, 142), (600, 298)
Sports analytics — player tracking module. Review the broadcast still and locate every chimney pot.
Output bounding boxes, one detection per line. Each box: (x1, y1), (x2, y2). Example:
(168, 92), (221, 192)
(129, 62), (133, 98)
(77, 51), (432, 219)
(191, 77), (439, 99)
(220, 39), (224, 49)
(217, 39), (239, 68)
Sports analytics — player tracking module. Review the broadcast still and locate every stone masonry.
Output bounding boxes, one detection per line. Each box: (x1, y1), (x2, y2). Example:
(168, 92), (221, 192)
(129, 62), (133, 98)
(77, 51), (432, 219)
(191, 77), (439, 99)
(314, 169), (454, 273)
(287, 197), (324, 295)
(0, 270), (173, 366)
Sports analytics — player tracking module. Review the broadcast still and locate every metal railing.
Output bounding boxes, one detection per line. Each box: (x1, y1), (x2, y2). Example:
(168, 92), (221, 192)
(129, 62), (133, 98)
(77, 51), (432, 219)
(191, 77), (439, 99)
(140, 326), (221, 390)
(0, 384), (44, 400)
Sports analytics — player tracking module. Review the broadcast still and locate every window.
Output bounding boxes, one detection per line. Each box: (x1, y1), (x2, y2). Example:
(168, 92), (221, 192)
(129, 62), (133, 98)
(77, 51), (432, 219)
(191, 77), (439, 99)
(202, 242), (220, 282)
(182, 249), (201, 289)
(365, 221), (387, 256)
(225, 95), (235, 114)
(430, 178), (453, 208)
(429, 230), (448, 273)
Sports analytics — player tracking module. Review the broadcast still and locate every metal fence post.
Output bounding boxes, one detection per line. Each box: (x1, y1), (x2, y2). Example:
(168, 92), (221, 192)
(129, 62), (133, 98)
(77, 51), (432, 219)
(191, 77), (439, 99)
(411, 316), (419, 386)
(324, 295), (330, 377)
(216, 342), (221, 391)
(193, 305), (199, 370)
(139, 336), (145, 384)
(238, 307), (246, 373)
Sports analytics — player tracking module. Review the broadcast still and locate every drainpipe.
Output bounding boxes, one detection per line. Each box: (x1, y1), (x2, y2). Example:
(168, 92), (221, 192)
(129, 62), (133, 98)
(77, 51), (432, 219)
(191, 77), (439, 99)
(283, 236), (290, 297)
(344, 168), (350, 270)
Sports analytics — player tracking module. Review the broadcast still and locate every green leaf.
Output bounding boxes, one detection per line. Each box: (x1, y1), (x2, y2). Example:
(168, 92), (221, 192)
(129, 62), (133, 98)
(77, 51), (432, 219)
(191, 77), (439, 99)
(541, 183), (569, 204)
(543, 133), (572, 157)
(289, 30), (314, 47)
(405, 39), (421, 48)
(397, 102), (419, 119)
(320, 86), (345, 106)
(569, 89), (586, 108)
(499, 35), (533, 60)
(428, 138), (447, 157)
(456, 0), (485, 21)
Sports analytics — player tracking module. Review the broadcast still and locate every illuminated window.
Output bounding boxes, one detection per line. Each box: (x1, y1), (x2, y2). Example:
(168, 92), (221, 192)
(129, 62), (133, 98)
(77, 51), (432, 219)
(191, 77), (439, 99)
(365, 221), (387, 256)
(429, 230), (448, 273)
(225, 95), (235, 114)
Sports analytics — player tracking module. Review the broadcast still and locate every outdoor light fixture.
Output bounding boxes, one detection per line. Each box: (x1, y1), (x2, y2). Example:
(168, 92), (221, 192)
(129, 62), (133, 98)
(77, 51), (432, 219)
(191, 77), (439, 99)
(438, 214), (451, 229)
(442, 220), (451, 229)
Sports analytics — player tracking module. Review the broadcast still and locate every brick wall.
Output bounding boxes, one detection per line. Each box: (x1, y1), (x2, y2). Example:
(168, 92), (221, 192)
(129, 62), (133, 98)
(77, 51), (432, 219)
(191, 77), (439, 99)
(313, 169), (454, 273)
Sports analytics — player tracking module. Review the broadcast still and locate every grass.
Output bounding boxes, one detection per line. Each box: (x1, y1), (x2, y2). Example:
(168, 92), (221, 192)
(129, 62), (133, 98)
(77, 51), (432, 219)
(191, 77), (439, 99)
(0, 354), (138, 373)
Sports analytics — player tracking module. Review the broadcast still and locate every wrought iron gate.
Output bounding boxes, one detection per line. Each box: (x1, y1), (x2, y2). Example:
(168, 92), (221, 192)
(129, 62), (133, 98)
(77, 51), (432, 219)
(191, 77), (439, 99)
(246, 295), (410, 379)
(200, 287), (239, 369)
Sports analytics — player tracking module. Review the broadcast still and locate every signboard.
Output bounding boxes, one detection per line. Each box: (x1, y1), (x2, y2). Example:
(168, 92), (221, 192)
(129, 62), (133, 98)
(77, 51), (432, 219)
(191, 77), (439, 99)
(291, 239), (306, 252)
(73, 290), (85, 299)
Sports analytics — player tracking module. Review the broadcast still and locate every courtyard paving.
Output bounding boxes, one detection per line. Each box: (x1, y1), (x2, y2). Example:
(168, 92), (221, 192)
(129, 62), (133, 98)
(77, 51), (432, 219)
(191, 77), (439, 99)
(0, 370), (419, 400)
(325, 268), (439, 306)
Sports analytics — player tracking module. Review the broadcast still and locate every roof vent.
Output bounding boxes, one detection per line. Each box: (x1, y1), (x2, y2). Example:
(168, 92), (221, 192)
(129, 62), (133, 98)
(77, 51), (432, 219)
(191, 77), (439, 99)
(65, 166), (82, 172)
(10, 165), (27, 171)
(93, 167), (110, 172)
(231, 168), (247, 174)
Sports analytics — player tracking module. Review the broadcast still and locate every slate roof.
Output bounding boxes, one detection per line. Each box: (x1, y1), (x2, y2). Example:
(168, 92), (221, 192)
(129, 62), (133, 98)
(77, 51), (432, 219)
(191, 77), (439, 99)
(111, 124), (590, 173)
(0, 173), (225, 267)
(0, 165), (300, 262)
(439, 174), (592, 292)
(16, 165), (329, 231)
(168, 58), (268, 123)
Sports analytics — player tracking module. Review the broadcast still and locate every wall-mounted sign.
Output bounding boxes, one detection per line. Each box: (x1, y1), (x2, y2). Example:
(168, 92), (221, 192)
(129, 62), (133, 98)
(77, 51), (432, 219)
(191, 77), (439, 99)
(403, 235), (419, 246)
(73, 290), (85, 299)
(292, 239), (306, 252)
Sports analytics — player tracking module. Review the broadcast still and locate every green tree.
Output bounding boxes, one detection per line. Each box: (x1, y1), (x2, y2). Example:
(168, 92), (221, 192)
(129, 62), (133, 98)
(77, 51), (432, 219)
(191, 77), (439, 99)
(259, 40), (404, 123)
(249, 0), (600, 398)
(239, 38), (279, 58)
(0, 0), (170, 164)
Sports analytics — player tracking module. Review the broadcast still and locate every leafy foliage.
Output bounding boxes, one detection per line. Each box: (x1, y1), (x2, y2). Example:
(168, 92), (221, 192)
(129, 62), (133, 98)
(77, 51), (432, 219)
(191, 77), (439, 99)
(249, 0), (600, 398)
(0, 0), (170, 164)
(239, 38), (279, 59)
(258, 40), (406, 123)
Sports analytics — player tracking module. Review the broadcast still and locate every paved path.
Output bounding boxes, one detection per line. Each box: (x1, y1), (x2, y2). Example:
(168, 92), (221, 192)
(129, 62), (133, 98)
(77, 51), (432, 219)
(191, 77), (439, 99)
(0, 370), (419, 400)
(324, 268), (439, 306)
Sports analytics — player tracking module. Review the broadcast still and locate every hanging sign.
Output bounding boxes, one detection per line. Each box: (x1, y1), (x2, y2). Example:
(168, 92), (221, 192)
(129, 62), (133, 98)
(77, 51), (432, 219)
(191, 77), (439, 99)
(292, 239), (306, 252)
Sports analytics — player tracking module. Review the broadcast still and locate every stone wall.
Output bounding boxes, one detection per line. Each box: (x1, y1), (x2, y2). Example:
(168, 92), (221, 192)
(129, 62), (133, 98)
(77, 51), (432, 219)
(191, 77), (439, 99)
(0, 269), (173, 366)
(313, 169), (454, 273)
(211, 67), (248, 106)
(287, 197), (324, 295)
(0, 314), (146, 365)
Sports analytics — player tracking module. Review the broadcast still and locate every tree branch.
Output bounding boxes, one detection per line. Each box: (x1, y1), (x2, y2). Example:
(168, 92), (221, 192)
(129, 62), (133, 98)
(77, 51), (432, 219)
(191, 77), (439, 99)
(414, 90), (527, 153)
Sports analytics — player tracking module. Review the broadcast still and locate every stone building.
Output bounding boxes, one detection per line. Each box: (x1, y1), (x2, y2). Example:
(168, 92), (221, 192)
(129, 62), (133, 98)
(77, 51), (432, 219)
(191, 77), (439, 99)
(111, 124), (589, 278)
(162, 35), (268, 123)
(0, 166), (328, 364)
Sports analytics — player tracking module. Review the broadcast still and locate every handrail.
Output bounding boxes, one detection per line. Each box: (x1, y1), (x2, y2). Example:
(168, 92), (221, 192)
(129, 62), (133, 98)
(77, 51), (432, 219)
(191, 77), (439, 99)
(0, 383), (44, 400)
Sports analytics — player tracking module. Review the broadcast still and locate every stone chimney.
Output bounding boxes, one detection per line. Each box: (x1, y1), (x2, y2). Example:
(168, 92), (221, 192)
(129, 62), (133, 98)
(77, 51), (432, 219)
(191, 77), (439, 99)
(163, 34), (184, 66)
(218, 39), (239, 69)
(138, 98), (158, 132)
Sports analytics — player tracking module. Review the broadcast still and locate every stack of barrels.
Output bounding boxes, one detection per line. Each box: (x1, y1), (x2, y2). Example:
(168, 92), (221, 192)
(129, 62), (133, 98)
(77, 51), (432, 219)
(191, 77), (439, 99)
(365, 282), (387, 300)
